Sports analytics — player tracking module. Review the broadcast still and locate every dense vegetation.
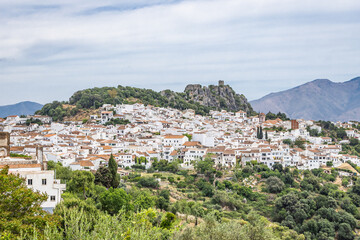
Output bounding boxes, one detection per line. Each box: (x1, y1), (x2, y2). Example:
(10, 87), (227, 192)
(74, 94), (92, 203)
(4, 154), (360, 239)
(35, 101), (79, 122)
(25, 118), (43, 126)
(265, 112), (290, 121)
(104, 118), (130, 126)
(342, 138), (360, 157)
(9, 153), (32, 159)
(36, 85), (255, 121)
(123, 158), (360, 240)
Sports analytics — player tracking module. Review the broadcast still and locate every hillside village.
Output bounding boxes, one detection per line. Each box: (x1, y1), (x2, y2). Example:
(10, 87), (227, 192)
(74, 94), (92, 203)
(2, 100), (360, 239)
(1, 101), (360, 175)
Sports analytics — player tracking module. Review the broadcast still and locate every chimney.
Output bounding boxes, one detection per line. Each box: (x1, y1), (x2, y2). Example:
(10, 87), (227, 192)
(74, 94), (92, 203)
(36, 146), (47, 170)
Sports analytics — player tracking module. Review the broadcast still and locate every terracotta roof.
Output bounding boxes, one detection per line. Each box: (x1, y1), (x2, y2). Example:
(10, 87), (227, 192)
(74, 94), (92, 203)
(293, 148), (304, 152)
(264, 120), (278, 125)
(0, 164), (41, 169)
(183, 141), (201, 147)
(261, 149), (271, 153)
(223, 150), (235, 154)
(10, 146), (25, 151)
(79, 160), (94, 167)
(44, 134), (56, 138)
(164, 135), (186, 139)
(170, 150), (178, 156)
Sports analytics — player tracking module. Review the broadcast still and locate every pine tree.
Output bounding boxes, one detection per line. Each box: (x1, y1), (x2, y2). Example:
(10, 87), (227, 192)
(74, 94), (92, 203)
(108, 154), (119, 188)
(265, 131), (268, 140)
(256, 127), (260, 139)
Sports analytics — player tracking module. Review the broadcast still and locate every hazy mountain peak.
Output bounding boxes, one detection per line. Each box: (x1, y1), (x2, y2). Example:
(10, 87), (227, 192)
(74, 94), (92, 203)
(250, 77), (360, 122)
(310, 79), (332, 84)
(0, 101), (43, 118)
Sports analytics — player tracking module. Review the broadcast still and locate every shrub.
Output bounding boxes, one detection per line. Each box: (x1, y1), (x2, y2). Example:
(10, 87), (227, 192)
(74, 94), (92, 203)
(168, 176), (175, 183)
(137, 177), (159, 189)
(266, 176), (285, 193)
(177, 181), (187, 189)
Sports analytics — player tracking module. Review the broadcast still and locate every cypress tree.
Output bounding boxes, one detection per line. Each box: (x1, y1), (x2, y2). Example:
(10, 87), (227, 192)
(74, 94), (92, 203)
(108, 154), (119, 188)
(259, 127), (263, 139)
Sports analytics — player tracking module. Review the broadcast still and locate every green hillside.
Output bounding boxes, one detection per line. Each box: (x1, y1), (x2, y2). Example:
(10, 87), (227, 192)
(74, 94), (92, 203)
(36, 84), (255, 121)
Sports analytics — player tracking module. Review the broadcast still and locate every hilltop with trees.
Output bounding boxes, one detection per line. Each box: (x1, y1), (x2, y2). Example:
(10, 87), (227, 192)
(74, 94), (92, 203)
(36, 82), (255, 121)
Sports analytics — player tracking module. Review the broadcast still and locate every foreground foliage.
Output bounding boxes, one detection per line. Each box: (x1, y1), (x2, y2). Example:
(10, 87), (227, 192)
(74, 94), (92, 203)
(0, 166), (58, 239)
(3, 158), (360, 239)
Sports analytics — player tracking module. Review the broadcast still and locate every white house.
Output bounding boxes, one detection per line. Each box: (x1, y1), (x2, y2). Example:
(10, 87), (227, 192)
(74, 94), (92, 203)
(116, 153), (135, 168)
(162, 135), (188, 149)
(101, 111), (114, 124)
(11, 170), (66, 213)
(183, 148), (207, 166)
(5, 115), (20, 124)
(192, 132), (215, 147)
(235, 111), (247, 118)
(221, 149), (237, 167)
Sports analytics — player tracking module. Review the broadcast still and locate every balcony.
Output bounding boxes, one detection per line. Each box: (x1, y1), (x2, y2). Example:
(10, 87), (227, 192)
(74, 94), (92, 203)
(53, 179), (66, 190)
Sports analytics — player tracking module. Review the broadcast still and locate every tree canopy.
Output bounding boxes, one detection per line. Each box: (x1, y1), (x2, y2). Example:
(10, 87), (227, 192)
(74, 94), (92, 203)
(0, 166), (57, 238)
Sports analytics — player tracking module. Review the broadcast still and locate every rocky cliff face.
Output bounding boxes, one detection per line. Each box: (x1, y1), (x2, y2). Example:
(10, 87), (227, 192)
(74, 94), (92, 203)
(183, 82), (254, 113)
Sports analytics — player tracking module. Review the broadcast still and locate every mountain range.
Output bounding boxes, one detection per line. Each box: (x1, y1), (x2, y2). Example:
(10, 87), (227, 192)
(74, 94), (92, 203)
(250, 77), (360, 122)
(0, 101), (43, 118)
(5, 77), (360, 122)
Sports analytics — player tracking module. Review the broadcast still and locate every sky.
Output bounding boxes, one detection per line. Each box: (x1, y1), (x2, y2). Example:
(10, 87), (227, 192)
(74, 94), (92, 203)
(1, 0), (360, 105)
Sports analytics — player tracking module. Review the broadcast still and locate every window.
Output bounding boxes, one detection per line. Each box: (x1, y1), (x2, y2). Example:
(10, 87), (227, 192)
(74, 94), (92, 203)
(50, 196), (56, 201)
(42, 179), (47, 185)
(28, 179), (33, 185)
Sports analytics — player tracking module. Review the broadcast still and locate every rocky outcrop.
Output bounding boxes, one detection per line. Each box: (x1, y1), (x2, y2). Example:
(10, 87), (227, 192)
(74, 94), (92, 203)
(183, 82), (254, 113)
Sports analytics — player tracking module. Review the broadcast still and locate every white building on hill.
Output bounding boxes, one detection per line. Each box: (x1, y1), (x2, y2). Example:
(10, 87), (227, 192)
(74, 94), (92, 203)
(10, 170), (66, 213)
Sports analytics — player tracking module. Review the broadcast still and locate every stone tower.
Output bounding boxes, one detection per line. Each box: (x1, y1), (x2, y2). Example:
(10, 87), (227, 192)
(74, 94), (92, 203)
(259, 113), (266, 123)
(218, 80), (224, 86)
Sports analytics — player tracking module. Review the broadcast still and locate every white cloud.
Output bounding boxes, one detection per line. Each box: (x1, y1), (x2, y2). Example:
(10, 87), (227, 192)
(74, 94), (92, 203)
(0, 0), (360, 104)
